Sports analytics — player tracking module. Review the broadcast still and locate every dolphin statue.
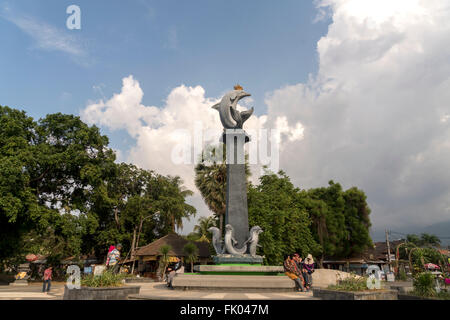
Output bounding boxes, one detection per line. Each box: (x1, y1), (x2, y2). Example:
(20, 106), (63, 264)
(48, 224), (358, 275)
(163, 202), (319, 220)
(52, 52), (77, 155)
(243, 226), (263, 257)
(208, 226), (225, 255)
(224, 224), (247, 255)
(212, 90), (254, 129)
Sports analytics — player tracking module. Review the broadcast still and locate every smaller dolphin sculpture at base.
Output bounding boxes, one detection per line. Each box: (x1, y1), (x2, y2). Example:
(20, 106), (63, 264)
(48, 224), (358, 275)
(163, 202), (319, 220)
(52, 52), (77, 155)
(224, 224), (247, 255)
(208, 226), (225, 255)
(244, 226), (263, 257)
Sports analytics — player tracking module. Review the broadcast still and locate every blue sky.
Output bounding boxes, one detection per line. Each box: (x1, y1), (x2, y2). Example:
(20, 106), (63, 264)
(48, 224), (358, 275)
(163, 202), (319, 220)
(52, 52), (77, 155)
(0, 0), (330, 159)
(0, 0), (329, 119)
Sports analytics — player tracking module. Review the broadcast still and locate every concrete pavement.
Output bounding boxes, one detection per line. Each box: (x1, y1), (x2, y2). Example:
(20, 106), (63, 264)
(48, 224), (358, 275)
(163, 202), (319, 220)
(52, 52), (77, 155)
(0, 282), (318, 300)
(0, 282), (65, 300)
(129, 282), (318, 300)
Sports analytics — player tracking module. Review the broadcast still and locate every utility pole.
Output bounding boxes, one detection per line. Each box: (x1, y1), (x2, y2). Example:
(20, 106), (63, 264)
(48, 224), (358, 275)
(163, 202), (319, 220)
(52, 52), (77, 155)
(385, 229), (392, 273)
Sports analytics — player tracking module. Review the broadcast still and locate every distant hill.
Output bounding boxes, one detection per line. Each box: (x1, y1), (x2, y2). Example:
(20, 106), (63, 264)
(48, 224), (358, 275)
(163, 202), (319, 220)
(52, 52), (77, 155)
(371, 220), (450, 246)
(420, 220), (450, 238)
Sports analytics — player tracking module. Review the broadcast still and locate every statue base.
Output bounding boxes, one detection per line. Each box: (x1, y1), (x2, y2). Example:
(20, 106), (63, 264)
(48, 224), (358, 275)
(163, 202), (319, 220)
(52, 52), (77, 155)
(213, 254), (264, 265)
(220, 129), (251, 144)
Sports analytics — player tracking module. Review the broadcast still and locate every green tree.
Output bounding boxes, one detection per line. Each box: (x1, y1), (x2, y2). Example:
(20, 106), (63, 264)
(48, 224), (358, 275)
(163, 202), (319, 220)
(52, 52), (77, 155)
(305, 181), (372, 264)
(342, 187), (372, 255)
(183, 242), (199, 272)
(420, 233), (441, 247)
(306, 181), (348, 261)
(248, 170), (321, 265)
(407, 234), (422, 246)
(410, 247), (446, 272)
(0, 106), (197, 267)
(406, 233), (441, 248)
(0, 107), (116, 264)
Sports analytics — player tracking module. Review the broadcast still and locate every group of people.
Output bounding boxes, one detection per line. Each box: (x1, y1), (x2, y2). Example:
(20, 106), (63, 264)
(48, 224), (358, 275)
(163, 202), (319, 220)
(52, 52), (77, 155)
(284, 253), (315, 292)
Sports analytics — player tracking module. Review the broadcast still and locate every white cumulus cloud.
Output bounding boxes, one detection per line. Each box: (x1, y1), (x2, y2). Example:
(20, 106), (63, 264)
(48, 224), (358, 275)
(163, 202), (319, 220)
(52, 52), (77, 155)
(265, 0), (450, 230)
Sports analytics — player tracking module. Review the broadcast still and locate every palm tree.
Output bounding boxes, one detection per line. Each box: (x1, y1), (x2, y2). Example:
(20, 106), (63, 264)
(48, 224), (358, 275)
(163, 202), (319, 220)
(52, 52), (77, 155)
(159, 175), (196, 233)
(194, 144), (250, 236)
(193, 216), (217, 241)
(159, 244), (172, 280)
(183, 242), (199, 273)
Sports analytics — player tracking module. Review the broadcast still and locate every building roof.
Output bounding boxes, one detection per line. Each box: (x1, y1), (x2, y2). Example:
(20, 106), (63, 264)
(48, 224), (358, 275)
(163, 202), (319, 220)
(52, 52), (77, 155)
(322, 240), (405, 264)
(135, 233), (210, 258)
(363, 241), (404, 261)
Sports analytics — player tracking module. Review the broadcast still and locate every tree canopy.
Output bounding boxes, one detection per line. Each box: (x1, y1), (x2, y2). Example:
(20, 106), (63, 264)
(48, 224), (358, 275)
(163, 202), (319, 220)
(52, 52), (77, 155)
(0, 106), (196, 267)
(406, 233), (441, 247)
(248, 171), (321, 265)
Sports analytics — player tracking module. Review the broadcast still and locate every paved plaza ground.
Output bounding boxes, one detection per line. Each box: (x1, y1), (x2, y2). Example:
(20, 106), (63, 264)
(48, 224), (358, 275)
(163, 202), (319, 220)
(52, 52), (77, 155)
(0, 280), (415, 300)
(0, 282), (317, 300)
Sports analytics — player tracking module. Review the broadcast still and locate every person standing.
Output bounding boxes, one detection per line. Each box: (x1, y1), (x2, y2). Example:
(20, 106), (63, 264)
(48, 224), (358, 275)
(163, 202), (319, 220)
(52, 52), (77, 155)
(166, 257), (182, 290)
(303, 254), (315, 290)
(42, 266), (52, 294)
(107, 243), (122, 274)
(284, 254), (305, 292)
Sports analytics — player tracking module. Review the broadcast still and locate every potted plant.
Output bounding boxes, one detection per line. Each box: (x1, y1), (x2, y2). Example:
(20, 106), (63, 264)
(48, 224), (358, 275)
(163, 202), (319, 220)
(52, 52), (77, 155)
(63, 270), (140, 300)
(313, 273), (398, 300)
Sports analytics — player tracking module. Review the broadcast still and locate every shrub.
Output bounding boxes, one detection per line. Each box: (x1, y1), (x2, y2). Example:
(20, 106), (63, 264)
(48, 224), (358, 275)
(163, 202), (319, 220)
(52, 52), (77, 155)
(328, 274), (368, 292)
(412, 272), (435, 297)
(81, 271), (126, 288)
(397, 268), (408, 281)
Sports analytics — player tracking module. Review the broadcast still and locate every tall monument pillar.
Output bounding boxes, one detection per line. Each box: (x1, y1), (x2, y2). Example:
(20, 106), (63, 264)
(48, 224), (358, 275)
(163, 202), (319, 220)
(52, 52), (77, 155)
(223, 129), (250, 247)
(209, 85), (263, 263)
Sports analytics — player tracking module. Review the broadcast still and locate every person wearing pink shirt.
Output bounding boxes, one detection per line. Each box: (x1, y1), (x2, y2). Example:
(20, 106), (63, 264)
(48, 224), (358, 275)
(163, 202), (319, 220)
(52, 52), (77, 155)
(42, 266), (53, 294)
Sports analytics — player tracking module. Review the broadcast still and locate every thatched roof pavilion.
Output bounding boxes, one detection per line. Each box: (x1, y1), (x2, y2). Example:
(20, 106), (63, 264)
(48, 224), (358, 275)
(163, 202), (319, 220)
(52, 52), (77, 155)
(135, 233), (211, 261)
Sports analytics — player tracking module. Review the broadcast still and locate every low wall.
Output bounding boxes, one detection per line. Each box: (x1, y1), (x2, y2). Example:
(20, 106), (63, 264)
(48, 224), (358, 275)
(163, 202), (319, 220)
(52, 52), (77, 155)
(63, 285), (140, 300)
(313, 288), (398, 300)
(398, 294), (439, 300)
(312, 269), (361, 288)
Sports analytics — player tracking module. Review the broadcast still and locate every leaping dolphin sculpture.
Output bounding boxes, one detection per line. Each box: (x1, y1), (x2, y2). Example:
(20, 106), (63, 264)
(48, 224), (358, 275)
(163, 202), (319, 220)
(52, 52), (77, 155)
(212, 90), (254, 129)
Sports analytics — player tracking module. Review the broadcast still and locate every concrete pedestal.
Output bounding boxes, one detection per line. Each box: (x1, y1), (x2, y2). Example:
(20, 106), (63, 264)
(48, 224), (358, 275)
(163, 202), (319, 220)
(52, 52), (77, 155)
(172, 274), (295, 292)
(212, 254), (263, 265)
(194, 265), (283, 275)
